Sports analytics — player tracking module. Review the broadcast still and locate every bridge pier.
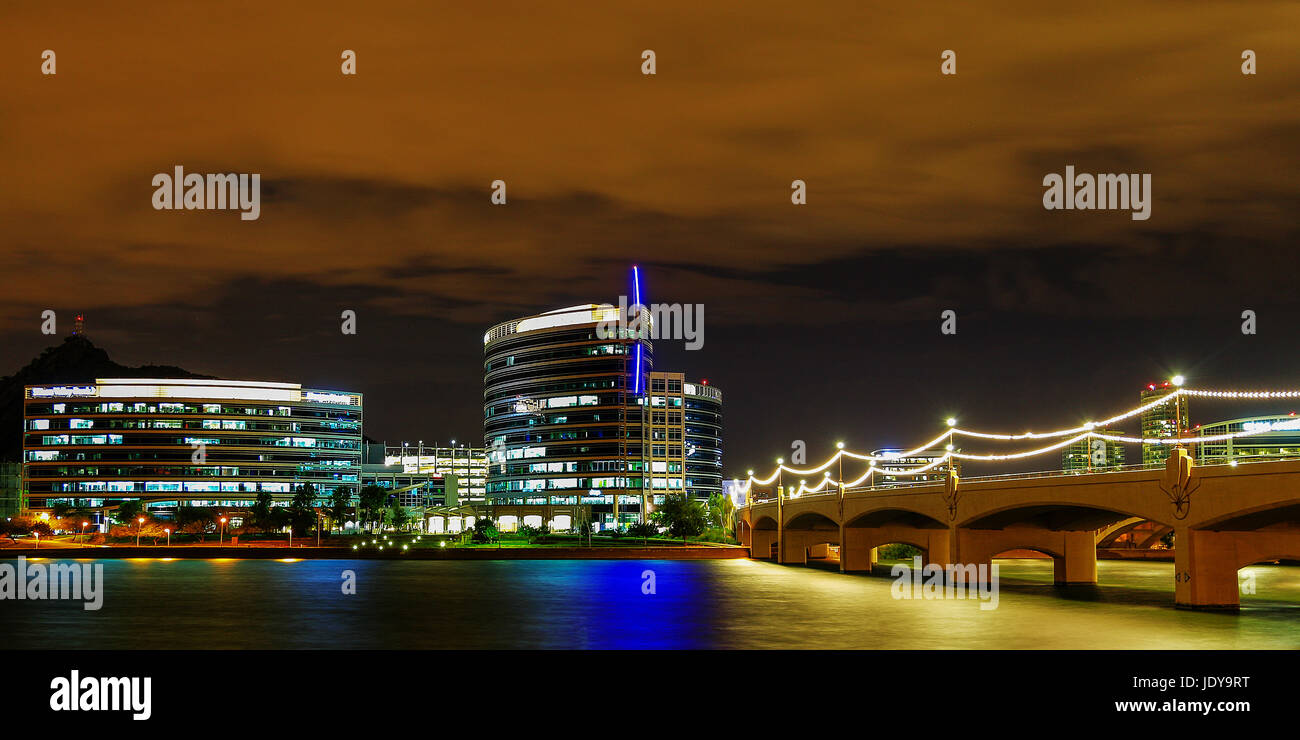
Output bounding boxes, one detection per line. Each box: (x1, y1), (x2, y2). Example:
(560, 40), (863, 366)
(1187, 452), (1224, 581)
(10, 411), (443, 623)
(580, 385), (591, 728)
(1054, 530), (1098, 585)
(1175, 528), (1239, 609)
(751, 528), (778, 560)
(841, 527), (876, 572)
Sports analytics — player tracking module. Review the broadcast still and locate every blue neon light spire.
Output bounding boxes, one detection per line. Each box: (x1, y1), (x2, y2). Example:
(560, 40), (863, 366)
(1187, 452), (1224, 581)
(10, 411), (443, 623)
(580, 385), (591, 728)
(632, 265), (643, 396)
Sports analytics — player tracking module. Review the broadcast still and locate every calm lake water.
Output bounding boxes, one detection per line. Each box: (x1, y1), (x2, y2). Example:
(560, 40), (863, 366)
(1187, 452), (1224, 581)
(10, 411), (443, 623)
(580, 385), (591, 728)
(3, 557), (1299, 649)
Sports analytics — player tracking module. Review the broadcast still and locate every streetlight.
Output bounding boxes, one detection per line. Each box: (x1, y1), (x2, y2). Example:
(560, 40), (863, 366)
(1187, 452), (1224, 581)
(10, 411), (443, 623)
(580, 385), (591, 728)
(1172, 375), (1186, 443)
(164, 528), (171, 547)
(80, 521), (89, 544)
(33, 530), (40, 550)
(136, 516), (145, 547)
(835, 443), (846, 515)
(219, 516), (227, 545)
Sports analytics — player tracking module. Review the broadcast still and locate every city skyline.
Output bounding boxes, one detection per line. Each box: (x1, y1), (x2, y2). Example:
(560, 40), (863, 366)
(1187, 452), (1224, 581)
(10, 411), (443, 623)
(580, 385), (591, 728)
(3, 0), (1299, 476)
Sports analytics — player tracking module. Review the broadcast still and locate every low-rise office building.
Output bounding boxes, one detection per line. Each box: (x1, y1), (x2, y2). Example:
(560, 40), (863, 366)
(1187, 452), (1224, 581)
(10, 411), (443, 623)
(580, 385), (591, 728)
(22, 378), (363, 514)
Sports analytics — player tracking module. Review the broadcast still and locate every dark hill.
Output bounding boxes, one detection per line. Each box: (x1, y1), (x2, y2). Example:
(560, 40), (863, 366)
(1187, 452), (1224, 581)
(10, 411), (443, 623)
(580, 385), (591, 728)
(0, 335), (211, 462)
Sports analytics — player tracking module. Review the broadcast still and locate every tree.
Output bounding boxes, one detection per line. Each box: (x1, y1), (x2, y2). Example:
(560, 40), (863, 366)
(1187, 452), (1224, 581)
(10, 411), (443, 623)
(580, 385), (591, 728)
(114, 500), (142, 524)
(706, 492), (735, 534)
(657, 494), (706, 544)
(389, 503), (412, 532)
(358, 485), (389, 532)
(328, 486), (353, 531)
(472, 516), (498, 544)
(627, 521), (658, 544)
(251, 490), (274, 531)
(288, 484), (317, 535)
(176, 506), (216, 542)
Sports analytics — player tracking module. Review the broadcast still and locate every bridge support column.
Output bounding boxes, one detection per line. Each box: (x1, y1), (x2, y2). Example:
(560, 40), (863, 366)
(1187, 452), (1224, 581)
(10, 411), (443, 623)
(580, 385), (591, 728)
(1175, 528), (1240, 610)
(927, 529), (952, 571)
(1054, 530), (1098, 585)
(750, 529), (777, 560)
(841, 528), (876, 572)
(779, 531), (807, 565)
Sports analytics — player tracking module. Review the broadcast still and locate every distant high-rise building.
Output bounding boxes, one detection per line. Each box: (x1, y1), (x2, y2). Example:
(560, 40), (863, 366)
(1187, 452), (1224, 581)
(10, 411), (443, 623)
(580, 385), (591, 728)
(482, 279), (722, 528)
(684, 380), (723, 500)
(1140, 382), (1189, 466)
(1062, 433), (1126, 472)
(483, 303), (654, 528)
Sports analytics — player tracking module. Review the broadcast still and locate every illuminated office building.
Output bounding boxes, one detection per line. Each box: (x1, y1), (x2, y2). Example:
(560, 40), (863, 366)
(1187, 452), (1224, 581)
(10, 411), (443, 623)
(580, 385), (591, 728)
(482, 268), (723, 527)
(1062, 432), (1127, 472)
(1195, 414), (1300, 465)
(377, 442), (486, 502)
(684, 380), (723, 499)
(1140, 382), (1189, 466)
(22, 378), (362, 513)
(483, 303), (653, 527)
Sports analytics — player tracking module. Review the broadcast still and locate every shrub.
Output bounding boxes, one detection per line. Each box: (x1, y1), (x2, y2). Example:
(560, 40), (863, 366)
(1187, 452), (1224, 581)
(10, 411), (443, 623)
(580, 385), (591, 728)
(878, 543), (922, 560)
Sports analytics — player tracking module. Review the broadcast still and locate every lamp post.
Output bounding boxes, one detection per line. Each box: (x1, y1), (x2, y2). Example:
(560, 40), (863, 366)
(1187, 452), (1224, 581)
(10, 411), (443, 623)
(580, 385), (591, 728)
(219, 516), (227, 545)
(136, 516), (145, 547)
(164, 528), (171, 547)
(836, 442), (846, 508)
(80, 521), (90, 544)
(1172, 375), (1186, 446)
(33, 531), (39, 550)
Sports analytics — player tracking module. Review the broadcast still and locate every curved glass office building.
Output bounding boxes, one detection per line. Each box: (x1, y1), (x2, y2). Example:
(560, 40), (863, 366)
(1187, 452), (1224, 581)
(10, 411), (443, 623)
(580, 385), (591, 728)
(484, 304), (653, 526)
(22, 378), (362, 512)
(684, 380), (723, 499)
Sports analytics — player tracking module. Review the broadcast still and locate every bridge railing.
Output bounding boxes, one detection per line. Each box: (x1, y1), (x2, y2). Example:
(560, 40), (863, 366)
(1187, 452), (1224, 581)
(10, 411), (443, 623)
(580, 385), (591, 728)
(741, 454), (1300, 506)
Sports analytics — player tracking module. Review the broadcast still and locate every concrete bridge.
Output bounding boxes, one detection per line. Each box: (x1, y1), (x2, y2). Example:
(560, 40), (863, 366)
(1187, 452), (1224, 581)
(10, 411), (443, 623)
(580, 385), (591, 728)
(737, 450), (1300, 609)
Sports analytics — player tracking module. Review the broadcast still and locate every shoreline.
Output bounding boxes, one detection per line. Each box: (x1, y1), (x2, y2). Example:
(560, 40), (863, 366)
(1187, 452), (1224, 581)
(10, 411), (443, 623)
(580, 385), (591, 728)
(0, 545), (749, 561)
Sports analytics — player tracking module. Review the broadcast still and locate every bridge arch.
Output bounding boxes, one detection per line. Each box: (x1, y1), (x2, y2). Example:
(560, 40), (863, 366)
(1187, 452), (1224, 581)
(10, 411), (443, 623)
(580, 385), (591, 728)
(1195, 500), (1300, 532)
(958, 501), (1163, 532)
(845, 508), (947, 530)
(784, 511), (839, 530)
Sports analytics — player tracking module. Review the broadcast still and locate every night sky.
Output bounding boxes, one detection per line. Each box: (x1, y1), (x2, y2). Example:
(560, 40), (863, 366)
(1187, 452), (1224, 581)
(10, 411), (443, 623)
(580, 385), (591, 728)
(2, 2), (1299, 477)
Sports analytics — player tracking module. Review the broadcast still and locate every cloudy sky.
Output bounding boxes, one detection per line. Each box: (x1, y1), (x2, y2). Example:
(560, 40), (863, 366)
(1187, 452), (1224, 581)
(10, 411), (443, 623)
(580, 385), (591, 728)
(2, 1), (1299, 473)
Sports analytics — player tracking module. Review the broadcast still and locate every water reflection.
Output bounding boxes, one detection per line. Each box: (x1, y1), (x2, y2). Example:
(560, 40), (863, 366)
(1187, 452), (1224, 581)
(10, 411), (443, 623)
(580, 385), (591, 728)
(1, 558), (1297, 649)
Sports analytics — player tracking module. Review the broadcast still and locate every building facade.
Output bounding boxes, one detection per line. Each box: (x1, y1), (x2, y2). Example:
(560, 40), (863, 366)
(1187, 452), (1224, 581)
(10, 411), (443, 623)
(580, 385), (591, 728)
(684, 380), (723, 500)
(1140, 382), (1189, 466)
(375, 442), (486, 502)
(1195, 414), (1300, 465)
(0, 462), (21, 517)
(483, 304), (653, 528)
(1062, 432), (1127, 472)
(22, 378), (362, 513)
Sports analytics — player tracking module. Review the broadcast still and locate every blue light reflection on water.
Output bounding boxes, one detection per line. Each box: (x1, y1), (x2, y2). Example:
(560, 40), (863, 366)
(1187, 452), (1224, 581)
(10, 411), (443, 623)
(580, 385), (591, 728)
(2, 558), (1298, 649)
